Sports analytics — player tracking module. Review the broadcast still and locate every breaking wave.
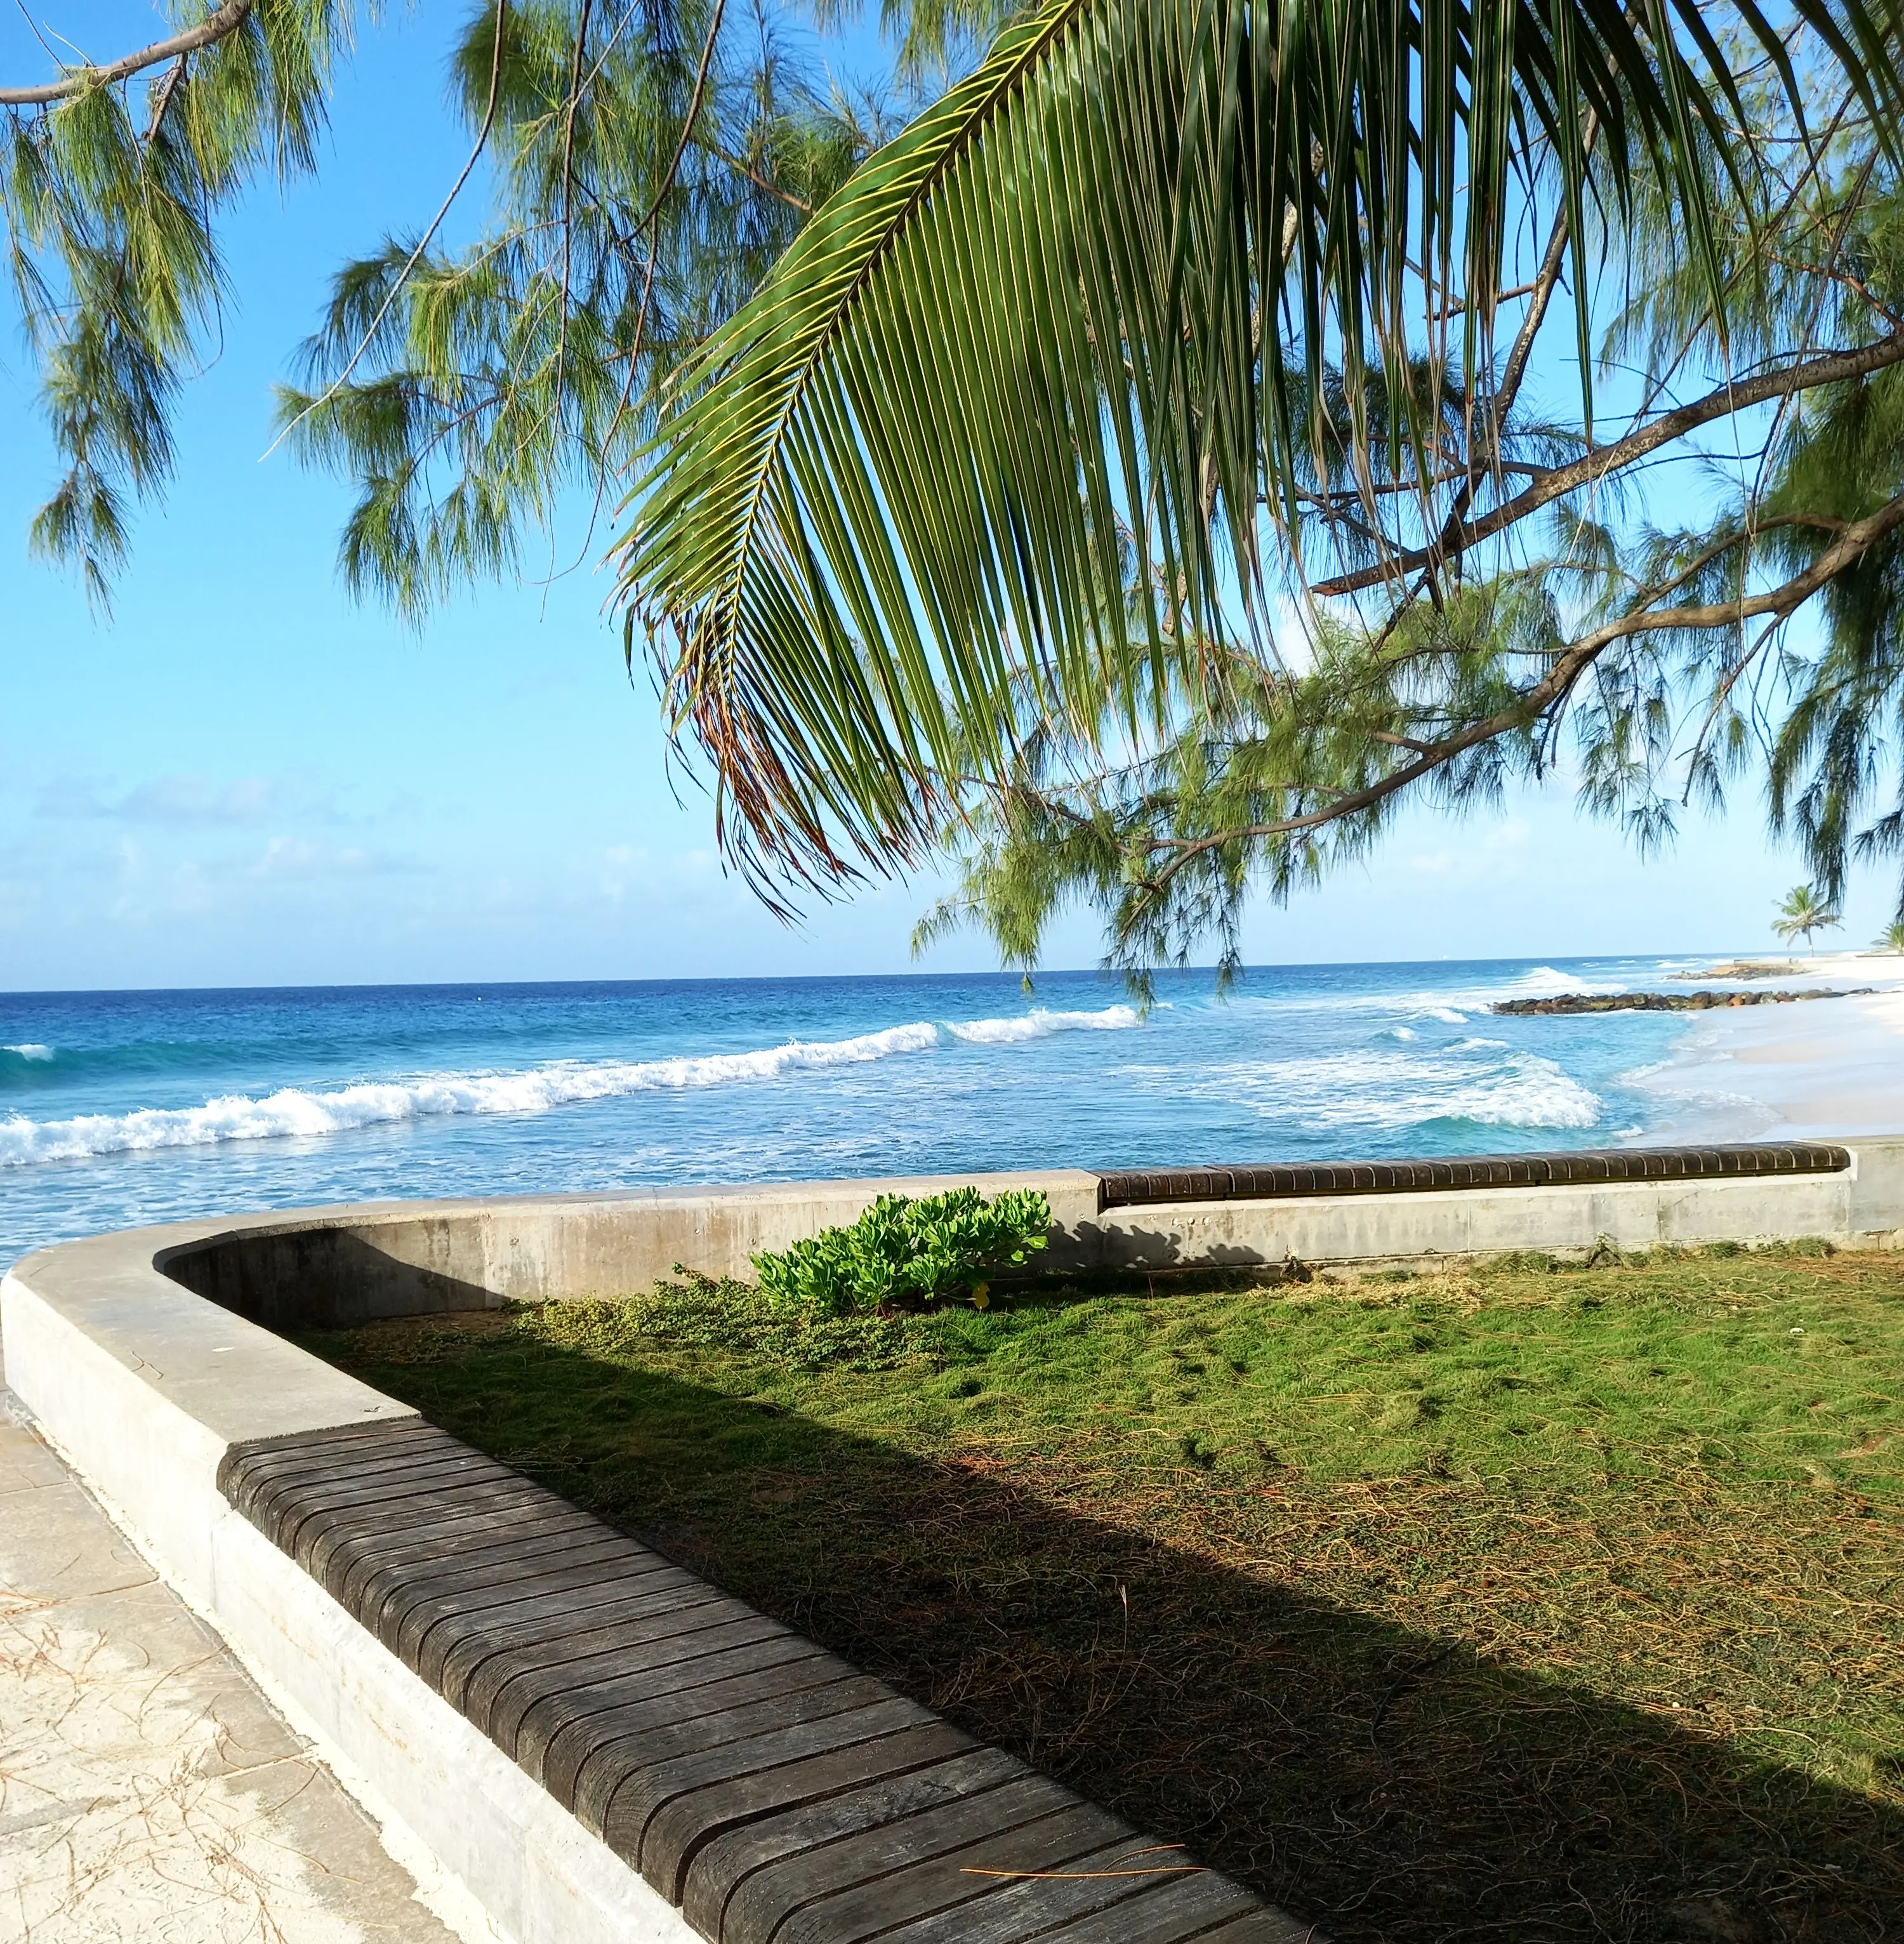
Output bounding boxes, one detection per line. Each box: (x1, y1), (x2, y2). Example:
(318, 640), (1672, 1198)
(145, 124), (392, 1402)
(3, 1044), (53, 1061)
(1193, 1046), (1603, 1134)
(0, 1005), (1143, 1167)
(944, 1005), (1142, 1045)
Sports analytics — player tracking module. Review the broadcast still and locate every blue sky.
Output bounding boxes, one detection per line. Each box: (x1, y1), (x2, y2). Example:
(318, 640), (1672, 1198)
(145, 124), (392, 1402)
(3, 6), (1895, 993)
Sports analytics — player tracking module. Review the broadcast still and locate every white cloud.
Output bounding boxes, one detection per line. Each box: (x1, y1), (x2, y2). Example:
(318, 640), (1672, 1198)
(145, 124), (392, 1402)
(39, 772), (291, 828)
(245, 837), (422, 881)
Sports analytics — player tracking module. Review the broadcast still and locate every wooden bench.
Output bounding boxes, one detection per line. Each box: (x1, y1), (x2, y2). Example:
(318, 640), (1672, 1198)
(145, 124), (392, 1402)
(220, 1419), (1319, 1944)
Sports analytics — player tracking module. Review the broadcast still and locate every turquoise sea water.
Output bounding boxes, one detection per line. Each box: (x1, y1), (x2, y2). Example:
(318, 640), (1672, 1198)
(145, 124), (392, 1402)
(0, 957), (1740, 1266)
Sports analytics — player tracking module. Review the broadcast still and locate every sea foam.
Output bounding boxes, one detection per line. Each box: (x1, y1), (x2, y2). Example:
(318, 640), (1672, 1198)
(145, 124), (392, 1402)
(946, 1005), (1142, 1045)
(0, 1006), (1142, 1167)
(3, 1045), (53, 1061)
(1201, 1045), (1602, 1133)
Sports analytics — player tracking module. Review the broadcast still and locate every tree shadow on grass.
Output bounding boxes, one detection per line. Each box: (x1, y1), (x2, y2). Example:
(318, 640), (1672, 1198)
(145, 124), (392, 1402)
(315, 1328), (1904, 1944)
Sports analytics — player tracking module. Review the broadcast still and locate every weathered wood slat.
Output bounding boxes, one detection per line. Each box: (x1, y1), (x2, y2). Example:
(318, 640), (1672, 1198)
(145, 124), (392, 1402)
(678, 1747), (1028, 1939)
(227, 1424), (465, 1503)
(1194, 1908), (1330, 1942)
(1095, 1139), (1852, 1208)
(595, 1693), (935, 1856)
(465, 1585), (733, 1718)
(403, 1553), (678, 1679)
(234, 1448), (475, 1536)
(318, 1501), (604, 1598)
(297, 1476), (560, 1554)
(360, 1527), (652, 1636)
(982, 1870), (1297, 1944)
(621, 1721), (982, 1888)
(856, 1838), (1205, 1944)
(532, 1637), (838, 1798)
(256, 1455), (505, 1546)
(218, 1418), (438, 1497)
(766, 1801), (1128, 1944)
(480, 1609), (831, 1751)
(443, 1585), (748, 1719)
(716, 1775), (1094, 1944)
(376, 1537), (655, 1660)
(218, 1420), (1323, 1944)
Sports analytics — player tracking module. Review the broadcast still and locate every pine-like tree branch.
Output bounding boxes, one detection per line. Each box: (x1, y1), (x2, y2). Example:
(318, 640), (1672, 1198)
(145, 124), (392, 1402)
(0, 0), (253, 106)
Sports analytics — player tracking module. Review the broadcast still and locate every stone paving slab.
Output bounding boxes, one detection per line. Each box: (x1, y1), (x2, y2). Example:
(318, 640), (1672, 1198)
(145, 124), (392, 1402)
(0, 1385), (467, 1944)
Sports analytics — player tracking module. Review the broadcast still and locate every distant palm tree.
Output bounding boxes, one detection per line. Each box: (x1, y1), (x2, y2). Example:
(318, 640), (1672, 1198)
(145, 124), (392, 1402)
(1874, 920), (1904, 953)
(1773, 886), (1842, 956)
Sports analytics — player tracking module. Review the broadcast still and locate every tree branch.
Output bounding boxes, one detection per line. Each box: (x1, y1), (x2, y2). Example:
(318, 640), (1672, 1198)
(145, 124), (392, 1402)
(1315, 333), (1904, 598)
(267, 0), (510, 458)
(1, 0), (251, 105)
(702, 140), (811, 213)
(142, 53), (188, 146)
(1144, 489), (1904, 885)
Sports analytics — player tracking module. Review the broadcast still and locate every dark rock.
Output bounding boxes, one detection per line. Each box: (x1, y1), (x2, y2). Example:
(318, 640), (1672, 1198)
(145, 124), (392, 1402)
(1492, 989), (1872, 1015)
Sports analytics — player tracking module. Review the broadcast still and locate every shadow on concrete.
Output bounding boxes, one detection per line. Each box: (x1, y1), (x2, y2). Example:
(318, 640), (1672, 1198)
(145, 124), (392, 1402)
(165, 1227), (501, 1331)
(308, 1326), (1904, 1944)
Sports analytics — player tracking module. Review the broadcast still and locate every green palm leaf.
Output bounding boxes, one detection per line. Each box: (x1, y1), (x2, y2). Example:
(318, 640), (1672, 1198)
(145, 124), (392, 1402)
(619, 0), (1904, 900)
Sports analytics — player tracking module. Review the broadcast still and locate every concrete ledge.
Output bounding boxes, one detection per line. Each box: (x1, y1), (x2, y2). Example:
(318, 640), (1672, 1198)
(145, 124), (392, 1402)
(1, 1234), (699, 1944)
(137, 1142), (1904, 1332)
(157, 1173), (1106, 1328)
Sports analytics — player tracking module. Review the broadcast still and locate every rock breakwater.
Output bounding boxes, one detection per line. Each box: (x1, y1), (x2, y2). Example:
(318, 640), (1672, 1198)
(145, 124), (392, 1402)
(1495, 989), (1870, 1015)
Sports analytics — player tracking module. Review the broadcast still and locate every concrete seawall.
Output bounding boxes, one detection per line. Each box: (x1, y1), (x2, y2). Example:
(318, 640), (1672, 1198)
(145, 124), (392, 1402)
(142, 1139), (1904, 1328)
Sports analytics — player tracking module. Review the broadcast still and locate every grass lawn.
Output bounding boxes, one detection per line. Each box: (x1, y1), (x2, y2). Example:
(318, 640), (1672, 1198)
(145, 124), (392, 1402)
(303, 1245), (1904, 1944)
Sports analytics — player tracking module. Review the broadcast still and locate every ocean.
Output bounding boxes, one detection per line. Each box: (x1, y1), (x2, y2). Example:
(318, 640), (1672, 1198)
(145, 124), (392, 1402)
(0, 956), (1751, 1267)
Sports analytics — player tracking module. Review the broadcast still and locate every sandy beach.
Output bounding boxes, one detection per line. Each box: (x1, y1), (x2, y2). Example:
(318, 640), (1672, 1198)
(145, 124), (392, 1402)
(1630, 951), (1904, 1140)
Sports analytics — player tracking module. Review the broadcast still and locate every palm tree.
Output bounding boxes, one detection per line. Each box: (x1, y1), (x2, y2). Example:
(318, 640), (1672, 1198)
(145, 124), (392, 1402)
(1874, 921), (1904, 953)
(1773, 887), (1841, 957)
(621, 1), (1904, 973)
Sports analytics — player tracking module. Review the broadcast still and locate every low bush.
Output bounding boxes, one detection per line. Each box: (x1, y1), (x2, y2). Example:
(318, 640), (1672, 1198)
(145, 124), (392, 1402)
(752, 1186), (1050, 1315)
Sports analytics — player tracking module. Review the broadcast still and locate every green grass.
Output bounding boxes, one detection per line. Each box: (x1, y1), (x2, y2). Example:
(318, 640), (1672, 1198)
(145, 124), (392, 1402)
(305, 1245), (1904, 1944)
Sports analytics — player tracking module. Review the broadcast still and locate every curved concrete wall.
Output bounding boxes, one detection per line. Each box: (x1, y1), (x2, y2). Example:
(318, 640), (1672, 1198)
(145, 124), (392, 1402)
(147, 1141), (1904, 1334)
(1, 1215), (698, 1944)
(6, 1140), (1903, 1942)
(155, 1172), (1104, 1329)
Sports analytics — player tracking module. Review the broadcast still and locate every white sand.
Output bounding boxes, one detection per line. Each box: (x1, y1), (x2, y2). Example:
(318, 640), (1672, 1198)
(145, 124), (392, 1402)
(1630, 951), (1904, 1140)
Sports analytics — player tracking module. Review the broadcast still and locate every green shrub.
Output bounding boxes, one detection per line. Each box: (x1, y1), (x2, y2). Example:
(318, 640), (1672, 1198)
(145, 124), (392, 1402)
(752, 1186), (1051, 1315)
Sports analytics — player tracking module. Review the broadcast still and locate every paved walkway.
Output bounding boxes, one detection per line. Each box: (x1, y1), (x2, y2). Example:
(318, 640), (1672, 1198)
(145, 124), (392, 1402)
(0, 1374), (469, 1944)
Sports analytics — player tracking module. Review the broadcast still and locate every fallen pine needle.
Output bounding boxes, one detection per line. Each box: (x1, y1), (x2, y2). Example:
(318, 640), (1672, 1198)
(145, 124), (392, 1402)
(959, 1866), (1208, 1879)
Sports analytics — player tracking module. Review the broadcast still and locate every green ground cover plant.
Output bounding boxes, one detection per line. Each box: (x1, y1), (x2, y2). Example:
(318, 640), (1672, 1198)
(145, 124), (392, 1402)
(751, 1185), (1049, 1313)
(304, 1244), (1904, 1943)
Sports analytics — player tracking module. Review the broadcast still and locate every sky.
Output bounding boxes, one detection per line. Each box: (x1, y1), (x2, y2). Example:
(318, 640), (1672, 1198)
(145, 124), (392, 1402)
(3, 6), (1898, 994)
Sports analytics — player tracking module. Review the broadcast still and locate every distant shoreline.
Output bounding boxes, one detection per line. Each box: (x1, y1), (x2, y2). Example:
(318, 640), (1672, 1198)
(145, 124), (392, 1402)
(1622, 950), (1904, 1141)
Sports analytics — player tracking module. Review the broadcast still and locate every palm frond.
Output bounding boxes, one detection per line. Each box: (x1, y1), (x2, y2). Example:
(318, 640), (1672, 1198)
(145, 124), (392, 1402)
(620, 0), (1904, 898)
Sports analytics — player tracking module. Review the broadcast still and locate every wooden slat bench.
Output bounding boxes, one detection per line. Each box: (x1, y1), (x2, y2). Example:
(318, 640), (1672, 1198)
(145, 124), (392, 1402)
(1095, 1141), (1853, 1209)
(220, 1419), (1319, 1944)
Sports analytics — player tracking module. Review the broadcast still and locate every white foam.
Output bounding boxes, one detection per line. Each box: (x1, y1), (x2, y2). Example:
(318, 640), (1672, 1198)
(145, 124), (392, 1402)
(1199, 1046), (1602, 1132)
(3, 1044), (53, 1061)
(1502, 965), (1597, 996)
(1231, 965), (1606, 1019)
(944, 1005), (1142, 1045)
(0, 1007), (1145, 1168)
(1449, 1036), (1510, 1052)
